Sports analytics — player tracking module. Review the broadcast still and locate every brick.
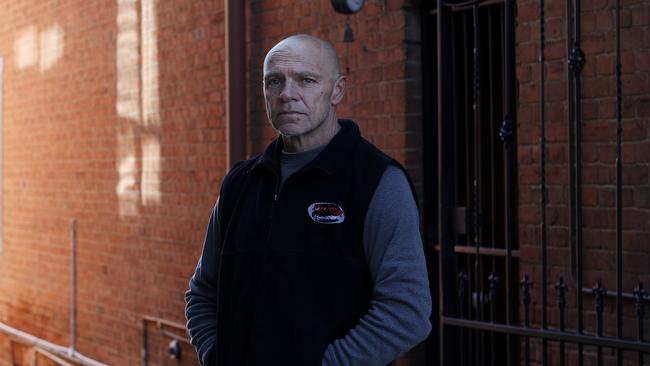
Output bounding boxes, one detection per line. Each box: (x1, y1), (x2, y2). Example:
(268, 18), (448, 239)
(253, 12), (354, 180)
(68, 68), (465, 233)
(636, 50), (650, 71)
(583, 121), (611, 142)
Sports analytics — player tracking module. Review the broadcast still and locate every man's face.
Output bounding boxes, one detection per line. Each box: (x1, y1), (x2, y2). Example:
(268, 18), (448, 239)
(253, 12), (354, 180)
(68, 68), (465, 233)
(263, 40), (343, 138)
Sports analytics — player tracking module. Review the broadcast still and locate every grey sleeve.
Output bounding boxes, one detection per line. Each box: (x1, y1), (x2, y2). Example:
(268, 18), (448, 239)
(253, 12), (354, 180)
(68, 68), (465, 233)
(322, 165), (432, 366)
(184, 199), (220, 366)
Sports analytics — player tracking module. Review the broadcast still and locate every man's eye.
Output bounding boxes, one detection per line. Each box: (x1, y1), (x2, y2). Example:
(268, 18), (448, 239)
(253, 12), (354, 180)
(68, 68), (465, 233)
(303, 78), (316, 85)
(266, 79), (281, 87)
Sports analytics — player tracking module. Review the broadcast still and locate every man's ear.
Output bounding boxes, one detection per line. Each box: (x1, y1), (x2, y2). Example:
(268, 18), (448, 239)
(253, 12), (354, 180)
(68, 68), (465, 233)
(330, 75), (346, 106)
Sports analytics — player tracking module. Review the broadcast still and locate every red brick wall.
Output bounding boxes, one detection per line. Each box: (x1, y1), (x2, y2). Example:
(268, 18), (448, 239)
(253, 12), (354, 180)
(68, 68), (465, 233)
(516, 0), (649, 364)
(0, 0), (226, 364)
(0, 0), (423, 364)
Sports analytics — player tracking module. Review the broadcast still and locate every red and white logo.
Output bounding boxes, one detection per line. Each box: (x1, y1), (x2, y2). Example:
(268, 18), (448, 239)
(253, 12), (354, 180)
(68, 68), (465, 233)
(307, 202), (345, 224)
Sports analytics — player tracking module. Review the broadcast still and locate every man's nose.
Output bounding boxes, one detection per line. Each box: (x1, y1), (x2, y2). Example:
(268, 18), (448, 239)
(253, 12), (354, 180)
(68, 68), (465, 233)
(279, 80), (298, 102)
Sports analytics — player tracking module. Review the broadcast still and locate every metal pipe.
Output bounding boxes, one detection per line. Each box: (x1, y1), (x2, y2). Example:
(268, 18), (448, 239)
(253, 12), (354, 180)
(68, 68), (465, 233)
(0, 322), (108, 366)
(225, 0), (246, 168)
(70, 218), (77, 354)
(34, 348), (75, 366)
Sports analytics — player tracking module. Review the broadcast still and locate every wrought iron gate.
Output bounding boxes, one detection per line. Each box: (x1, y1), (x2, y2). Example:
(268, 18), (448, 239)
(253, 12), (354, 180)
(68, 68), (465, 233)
(421, 0), (649, 365)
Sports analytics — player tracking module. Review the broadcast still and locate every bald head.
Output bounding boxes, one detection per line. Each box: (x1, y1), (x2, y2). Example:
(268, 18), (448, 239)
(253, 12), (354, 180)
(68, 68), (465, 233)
(262, 34), (347, 151)
(264, 34), (340, 81)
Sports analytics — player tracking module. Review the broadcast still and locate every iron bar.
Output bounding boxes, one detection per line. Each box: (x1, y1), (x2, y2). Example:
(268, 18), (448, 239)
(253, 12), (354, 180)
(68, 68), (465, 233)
(633, 282), (646, 365)
(539, 0), (548, 364)
(420, 4), (439, 363)
(488, 6), (496, 254)
(489, 272), (499, 366)
(472, 3), (486, 365)
(487, 18), (499, 365)
(615, 0), (623, 364)
(450, 21), (461, 364)
(437, 1), (459, 364)
(448, 4), (462, 324)
(567, 0), (577, 283)
(556, 277), (567, 366)
(568, 0), (586, 362)
(458, 9), (475, 365)
(593, 280), (607, 366)
(501, 0), (516, 363)
(442, 316), (650, 353)
(634, 281), (648, 366)
(521, 275), (532, 366)
(458, 271), (468, 366)
(461, 10), (480, 365)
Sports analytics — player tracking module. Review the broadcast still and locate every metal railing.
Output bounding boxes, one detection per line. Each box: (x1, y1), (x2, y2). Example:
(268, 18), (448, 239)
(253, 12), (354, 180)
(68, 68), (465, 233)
(427, 0), (650, 364)
(141, 315), (193, 366)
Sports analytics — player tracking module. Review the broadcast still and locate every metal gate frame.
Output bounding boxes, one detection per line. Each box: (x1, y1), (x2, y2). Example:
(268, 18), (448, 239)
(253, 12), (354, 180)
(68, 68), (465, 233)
(423, 0), (650, 365)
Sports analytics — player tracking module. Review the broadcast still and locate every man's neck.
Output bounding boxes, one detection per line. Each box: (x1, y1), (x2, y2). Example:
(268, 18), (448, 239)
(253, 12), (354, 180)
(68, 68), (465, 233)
(281, 117), (341, 153)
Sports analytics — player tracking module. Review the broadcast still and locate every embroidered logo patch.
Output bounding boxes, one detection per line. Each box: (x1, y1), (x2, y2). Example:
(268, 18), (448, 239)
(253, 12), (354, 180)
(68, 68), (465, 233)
(307, 202), (345, 224)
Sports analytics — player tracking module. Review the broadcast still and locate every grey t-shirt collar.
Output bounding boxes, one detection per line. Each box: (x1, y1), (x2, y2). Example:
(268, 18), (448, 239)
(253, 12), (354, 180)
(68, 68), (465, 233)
(280, 145), (326, 186)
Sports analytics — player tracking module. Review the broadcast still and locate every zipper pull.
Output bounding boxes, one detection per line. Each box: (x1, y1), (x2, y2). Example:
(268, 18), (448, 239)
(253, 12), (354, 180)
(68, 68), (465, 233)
(274, 193), (278, 201)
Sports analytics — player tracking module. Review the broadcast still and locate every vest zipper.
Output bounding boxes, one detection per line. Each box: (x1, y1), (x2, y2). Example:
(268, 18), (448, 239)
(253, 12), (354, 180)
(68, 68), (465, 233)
(264, 178), (281, 259)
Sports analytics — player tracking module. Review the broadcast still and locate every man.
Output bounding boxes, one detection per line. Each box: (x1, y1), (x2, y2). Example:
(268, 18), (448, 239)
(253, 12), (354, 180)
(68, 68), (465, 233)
(185, 34), (431, 366)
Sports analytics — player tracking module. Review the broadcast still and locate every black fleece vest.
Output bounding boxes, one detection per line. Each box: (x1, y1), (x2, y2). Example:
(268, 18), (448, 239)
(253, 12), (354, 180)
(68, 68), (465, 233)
(214, 120), (396, 365)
